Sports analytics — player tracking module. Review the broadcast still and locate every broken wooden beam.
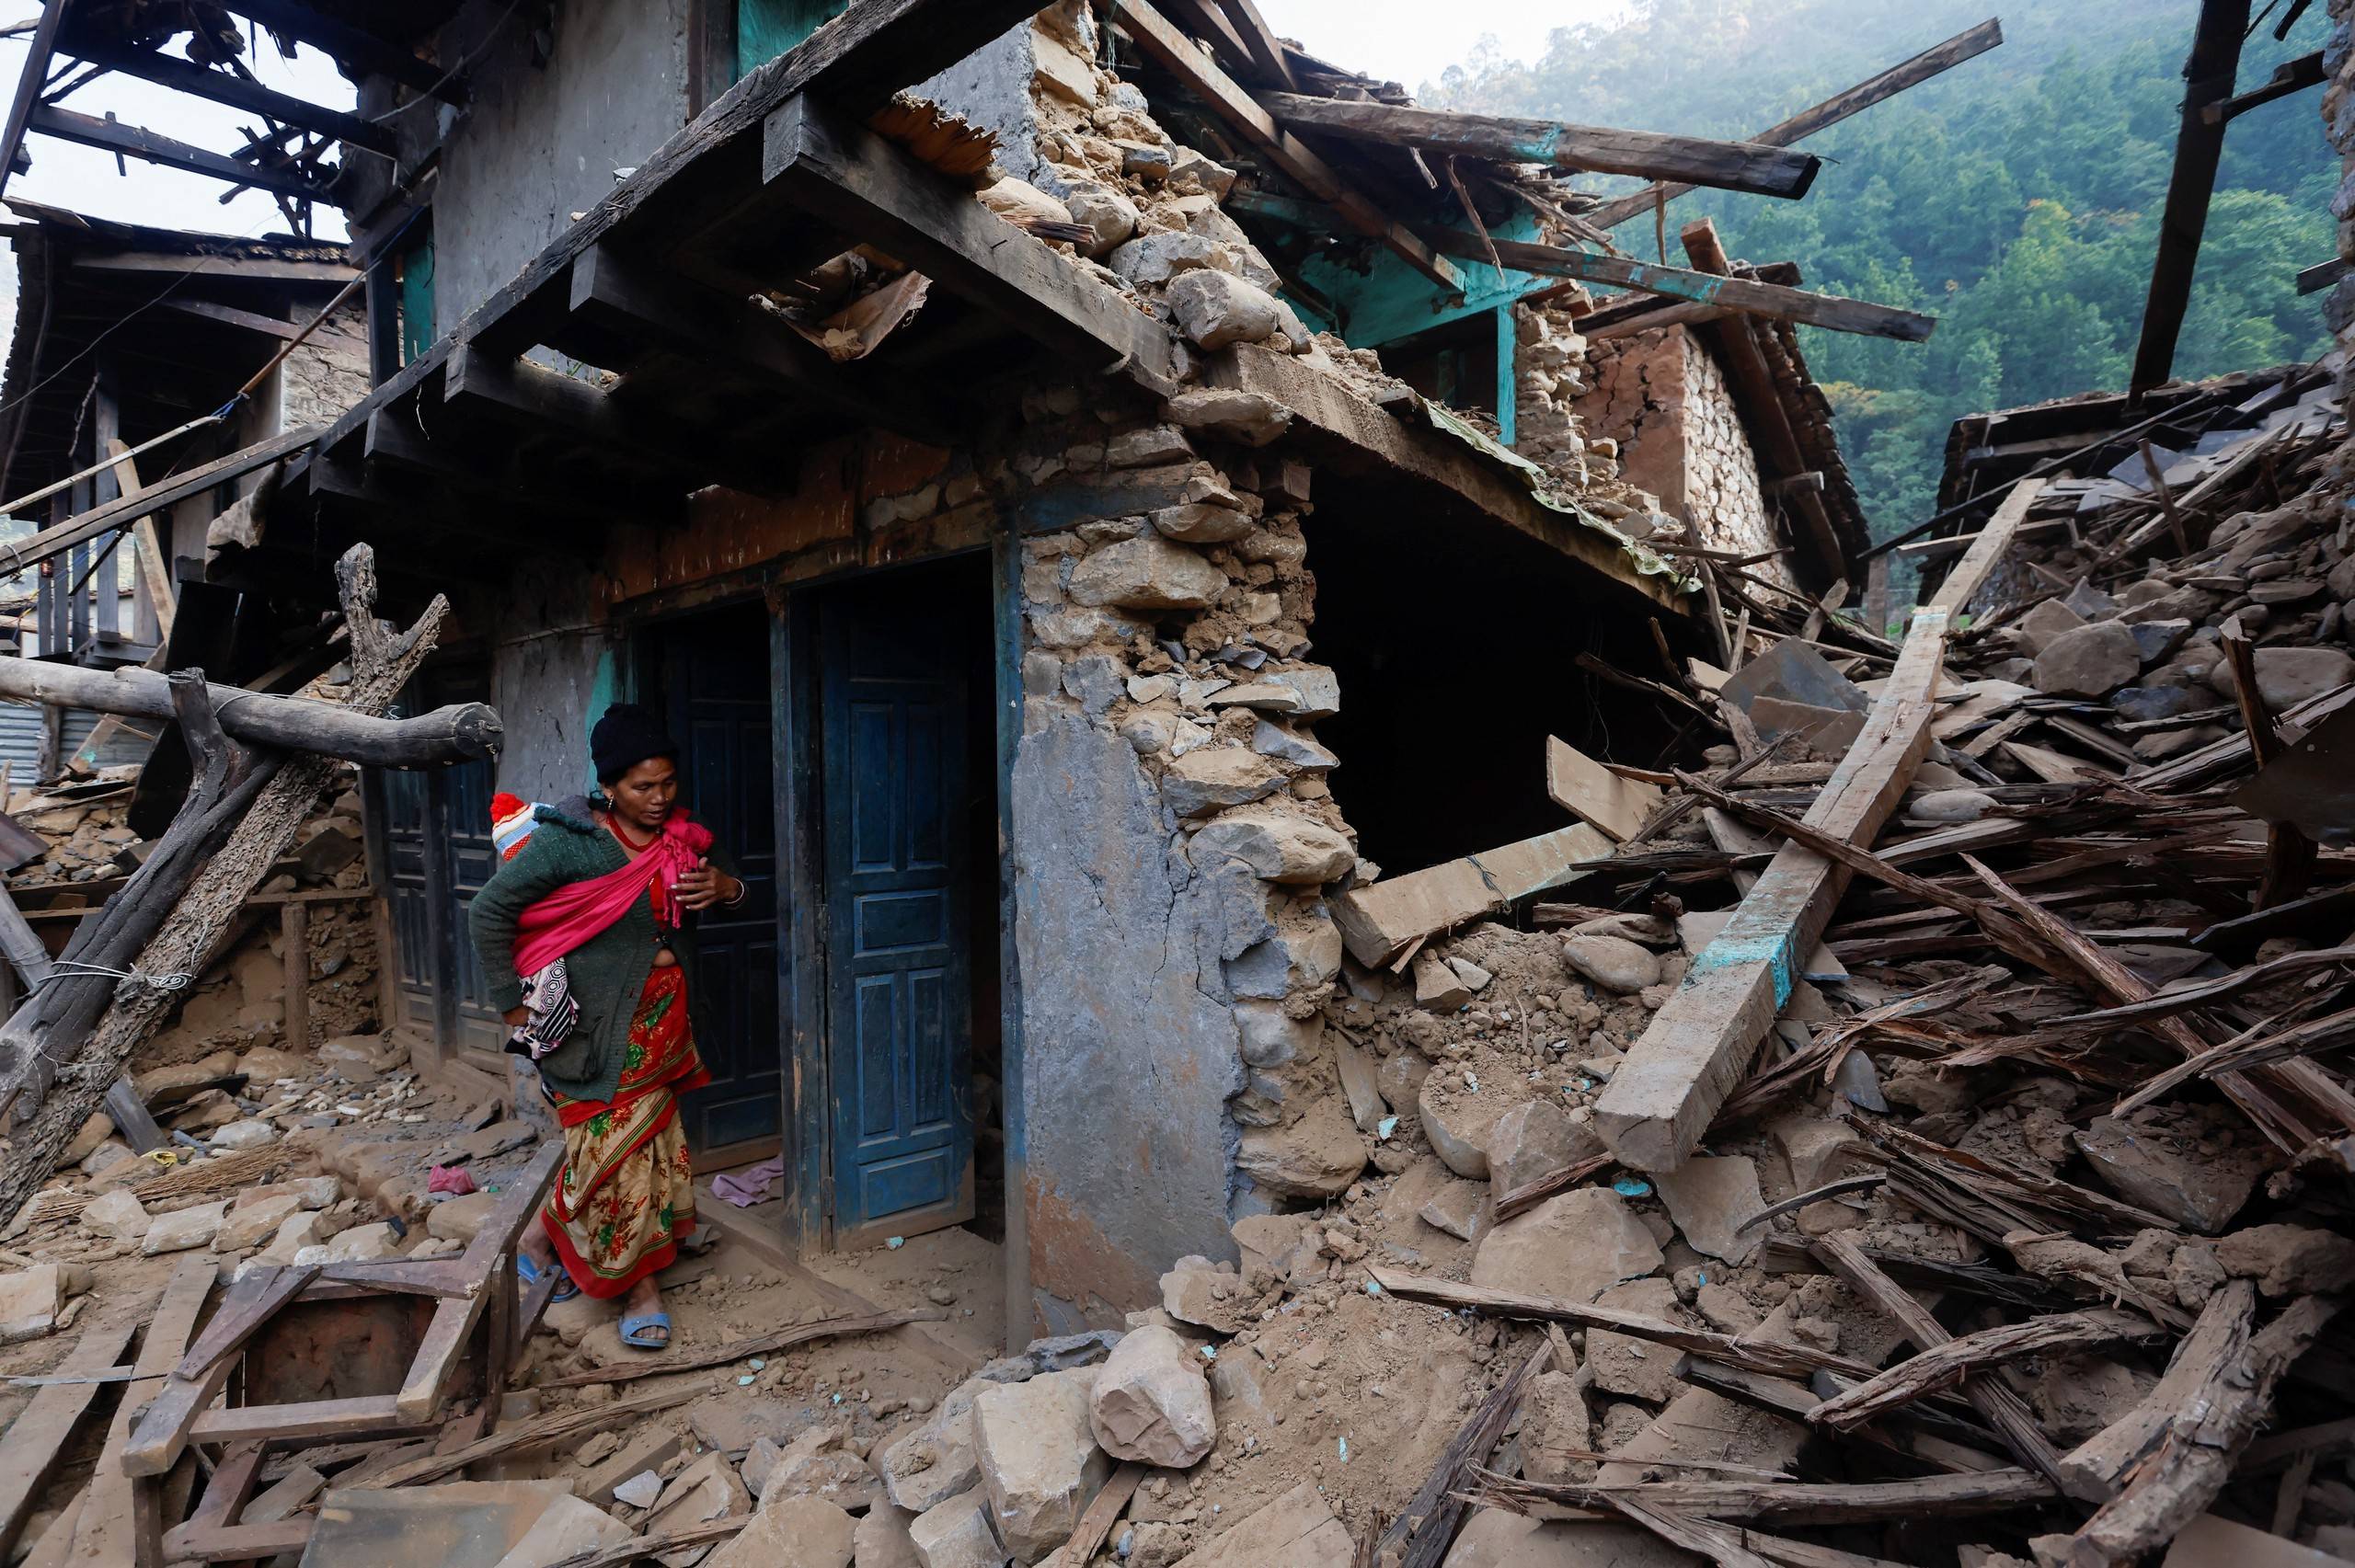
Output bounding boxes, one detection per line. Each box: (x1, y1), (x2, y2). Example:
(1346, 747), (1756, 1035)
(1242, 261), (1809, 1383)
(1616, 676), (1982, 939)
(0, 425), (318, 579)
(1331, 823), (1613, 967)
(762, 93), (1180, 387)
(0, 657), (500, 767)
(1420, 230), (1936, 341)
(1592, 477), (2042, 1170)
(1590, 18), (2004, 230)
(1115, 1), (1465, 292)
(1468, 1466), (2054, 1525)
(0, 1322), (135, 1561)
(1261, 95), (1821, 199)
(1546, 735), (1664, 842)
(2068, 1291), (2344, 1566)
(0, 547), (451, 1233)
(1806, 1309), (2159, 1431)
(2129, 0), (2250, 396)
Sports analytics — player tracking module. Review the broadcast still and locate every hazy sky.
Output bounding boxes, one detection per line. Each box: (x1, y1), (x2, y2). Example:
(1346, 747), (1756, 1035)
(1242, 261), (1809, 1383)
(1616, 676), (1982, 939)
(1259, 0), (1626, 89)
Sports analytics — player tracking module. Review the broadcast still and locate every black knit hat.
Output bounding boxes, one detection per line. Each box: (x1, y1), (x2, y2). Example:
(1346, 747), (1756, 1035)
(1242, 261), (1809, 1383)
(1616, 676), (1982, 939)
(590, 704), (678, 784)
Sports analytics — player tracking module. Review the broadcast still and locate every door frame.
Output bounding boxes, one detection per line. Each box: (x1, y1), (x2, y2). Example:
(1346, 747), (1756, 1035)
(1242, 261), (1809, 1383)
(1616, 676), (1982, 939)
(611, 543), (1023, 1296)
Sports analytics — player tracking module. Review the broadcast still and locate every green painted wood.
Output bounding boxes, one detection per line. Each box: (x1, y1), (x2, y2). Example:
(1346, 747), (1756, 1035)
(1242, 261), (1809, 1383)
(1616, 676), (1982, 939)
(396, 235), (435, 368)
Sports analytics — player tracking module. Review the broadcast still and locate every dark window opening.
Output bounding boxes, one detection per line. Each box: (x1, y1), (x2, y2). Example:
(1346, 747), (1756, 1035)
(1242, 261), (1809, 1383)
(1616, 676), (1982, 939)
(1305, 478), (1696, 876)
(1379, 311), (1502, 422)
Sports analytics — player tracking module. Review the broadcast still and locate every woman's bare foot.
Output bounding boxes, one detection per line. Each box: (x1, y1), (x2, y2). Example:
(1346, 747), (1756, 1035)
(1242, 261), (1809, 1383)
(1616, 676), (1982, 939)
(520, 1228), (558, 1272)
(622, 1277), (668, 1345)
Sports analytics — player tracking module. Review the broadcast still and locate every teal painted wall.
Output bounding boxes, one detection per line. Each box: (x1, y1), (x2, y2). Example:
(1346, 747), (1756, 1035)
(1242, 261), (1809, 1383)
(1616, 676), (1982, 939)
(737, 0), (845, 78)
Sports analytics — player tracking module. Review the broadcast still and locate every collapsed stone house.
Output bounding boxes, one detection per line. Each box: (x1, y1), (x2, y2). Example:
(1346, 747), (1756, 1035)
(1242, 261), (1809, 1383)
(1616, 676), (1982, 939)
(0, 0), (1903, 1339)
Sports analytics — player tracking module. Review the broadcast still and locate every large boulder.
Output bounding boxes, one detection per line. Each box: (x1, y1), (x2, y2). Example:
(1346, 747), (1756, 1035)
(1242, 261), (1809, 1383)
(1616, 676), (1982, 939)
(1088, 1326), (1216, 1467)
(1187, 810), (1353, 885)
(1164, 271), (1282, 349)
(1469, 1188), (1660, 1304)
(971, 1368), (1109, 1561)
(2207, 646), (2355, 710)
(1486, 1100), (1600, 1206)
(1235, 1097), (1364, 1198)
(1067, 537), (1225, 612)
(706, 1493), (855, 1568)
(2032, 621), (2145, 698)
(1560, 934), (1660, 995)
(879, 1379), (987, 1515)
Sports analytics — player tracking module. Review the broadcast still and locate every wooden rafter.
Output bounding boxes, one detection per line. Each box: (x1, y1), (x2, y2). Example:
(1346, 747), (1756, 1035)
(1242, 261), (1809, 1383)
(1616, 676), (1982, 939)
(1422, 227), (1936, 341)
(1264, 94), (1821, 200)
(1116, 0), (1466, 293)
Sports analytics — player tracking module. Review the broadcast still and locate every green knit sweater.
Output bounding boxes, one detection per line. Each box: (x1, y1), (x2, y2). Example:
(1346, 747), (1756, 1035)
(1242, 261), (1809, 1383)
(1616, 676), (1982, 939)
(465, 796), (731, 1106)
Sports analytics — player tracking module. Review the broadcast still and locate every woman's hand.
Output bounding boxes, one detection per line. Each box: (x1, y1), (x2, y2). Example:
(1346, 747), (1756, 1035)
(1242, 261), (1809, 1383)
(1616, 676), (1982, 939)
(672, 858), (742, 911)
(503, 1005), (531, 1027)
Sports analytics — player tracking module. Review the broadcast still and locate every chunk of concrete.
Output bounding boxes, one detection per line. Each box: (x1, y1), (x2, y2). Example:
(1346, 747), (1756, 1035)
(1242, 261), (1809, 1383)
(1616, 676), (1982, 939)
(1188, 810), (1354, 885)
(1470, 1188), (1661, 1304)
(1165, 270), (1282, 349)
(1089, 1325), (1216, 1467)
(0, 1265), (63, 1344)
(2033, 621), (2145, 698)
(1175, 1481), (1353, 1566)
(1561, 934), (1660, 995)
(707, 1492), (856, 1568)
(908, 1486), (1009, 1568)
(1654, 1155), (1767, 1264)
(1235, 1096), (1365, 1198)
(486, 1494), (635, 1568)
(141, 1201), (226, 1255)
(971, 1368), (1109, 1561)
(80, 1187), (151, 1242)
(1488, 1100), (1601, 1206)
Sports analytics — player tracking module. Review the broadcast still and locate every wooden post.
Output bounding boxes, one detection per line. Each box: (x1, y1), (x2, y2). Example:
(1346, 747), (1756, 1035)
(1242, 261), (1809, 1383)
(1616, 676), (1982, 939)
(280, 900), (309, 1053)
(1592, 478), (2045, 1170)
(91, 370), (121, 648)
(2130, 0), (2251, 397)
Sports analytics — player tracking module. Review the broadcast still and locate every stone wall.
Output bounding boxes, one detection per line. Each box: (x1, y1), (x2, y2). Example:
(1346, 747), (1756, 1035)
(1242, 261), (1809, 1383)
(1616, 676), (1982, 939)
(1574, 324), (1786, 582)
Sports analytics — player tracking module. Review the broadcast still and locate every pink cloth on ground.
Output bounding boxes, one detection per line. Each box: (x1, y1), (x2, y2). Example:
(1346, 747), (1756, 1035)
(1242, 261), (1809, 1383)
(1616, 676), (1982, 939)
(511, 810), (716, 977)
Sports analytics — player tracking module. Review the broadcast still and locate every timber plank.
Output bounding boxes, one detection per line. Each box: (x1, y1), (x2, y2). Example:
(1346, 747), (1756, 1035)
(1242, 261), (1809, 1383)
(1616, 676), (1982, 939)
(1591, 19), (2004, 229)
(0, 1321), (136, 1560)
(1332, 824), (1614, 967)
(0, 425), (320, 578)
(1264, 94), (1819, 198)
(1430, 229), (1935, 341)
(1546, 735), (1664, 842)
(72, 1258), (215, 1566)
(1592, 480), (2043, 1170)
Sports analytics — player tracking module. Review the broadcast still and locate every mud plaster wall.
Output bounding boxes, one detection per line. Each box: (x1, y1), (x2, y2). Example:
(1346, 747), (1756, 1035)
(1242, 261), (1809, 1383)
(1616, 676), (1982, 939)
(1575, 325), (1784, 579)
(276, 301), (372, 431)
(424, 0), (692, 332)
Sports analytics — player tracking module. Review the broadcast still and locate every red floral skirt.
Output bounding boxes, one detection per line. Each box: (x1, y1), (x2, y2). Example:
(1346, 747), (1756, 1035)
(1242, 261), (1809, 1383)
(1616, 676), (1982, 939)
(540, 965), (711, 1299)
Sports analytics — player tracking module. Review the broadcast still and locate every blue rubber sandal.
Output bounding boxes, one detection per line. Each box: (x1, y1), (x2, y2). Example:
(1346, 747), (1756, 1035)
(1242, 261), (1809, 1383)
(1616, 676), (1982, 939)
(619, 1312), (672, 1350)
(517, 1253), (579, 1305)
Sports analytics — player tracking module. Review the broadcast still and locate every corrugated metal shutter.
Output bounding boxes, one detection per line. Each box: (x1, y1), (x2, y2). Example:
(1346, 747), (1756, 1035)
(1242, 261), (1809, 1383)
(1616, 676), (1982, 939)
(0, 703), (140, 779)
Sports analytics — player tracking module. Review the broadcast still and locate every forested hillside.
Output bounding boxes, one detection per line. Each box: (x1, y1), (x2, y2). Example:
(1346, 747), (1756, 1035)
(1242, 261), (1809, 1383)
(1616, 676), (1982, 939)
(1422, 0), (2332, 538)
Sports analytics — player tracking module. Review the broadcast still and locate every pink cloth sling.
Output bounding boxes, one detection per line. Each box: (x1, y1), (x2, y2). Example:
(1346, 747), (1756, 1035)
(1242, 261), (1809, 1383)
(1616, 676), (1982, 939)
(511, 810), (715, 977)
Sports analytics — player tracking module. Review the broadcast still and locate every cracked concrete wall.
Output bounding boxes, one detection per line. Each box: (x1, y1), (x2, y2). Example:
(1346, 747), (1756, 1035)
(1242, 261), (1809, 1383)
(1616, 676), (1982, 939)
(426, 0), (693, 332)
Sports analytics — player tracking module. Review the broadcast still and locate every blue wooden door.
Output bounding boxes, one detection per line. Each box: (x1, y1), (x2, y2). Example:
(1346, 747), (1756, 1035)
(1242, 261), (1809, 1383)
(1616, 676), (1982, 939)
(820, 582), (973, 1244)
(658, 606), (784, 1162)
